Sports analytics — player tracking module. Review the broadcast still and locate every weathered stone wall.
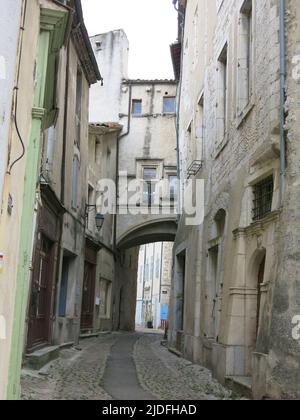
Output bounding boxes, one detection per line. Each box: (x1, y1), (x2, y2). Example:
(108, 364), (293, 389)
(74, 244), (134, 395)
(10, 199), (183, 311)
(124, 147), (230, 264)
(89, 30), (129, 123)
(114, 247), (139, 332)
(117, 81), (178, 246)
(87, 126), (120, 333)
(264, 0), (300, 399)
(170, 0), (300, 398)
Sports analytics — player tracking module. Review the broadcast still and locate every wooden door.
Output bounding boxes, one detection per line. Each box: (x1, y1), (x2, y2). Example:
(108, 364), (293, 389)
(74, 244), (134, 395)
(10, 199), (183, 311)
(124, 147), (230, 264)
(80, 261), (96, 330)
(27, 236), (55, 351)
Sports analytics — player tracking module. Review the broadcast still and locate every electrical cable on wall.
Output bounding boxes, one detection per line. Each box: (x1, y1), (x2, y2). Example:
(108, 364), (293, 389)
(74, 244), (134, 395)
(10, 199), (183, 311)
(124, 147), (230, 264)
(7, 87), (25, 175)
(7, 0), (27, 175)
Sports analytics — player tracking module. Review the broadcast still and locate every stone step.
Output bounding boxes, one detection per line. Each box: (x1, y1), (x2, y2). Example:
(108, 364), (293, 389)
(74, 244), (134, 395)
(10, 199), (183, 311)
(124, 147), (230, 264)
(225, 376), (253, 399)
(168, 346), (182, 357)
(25, 346), (60, 371)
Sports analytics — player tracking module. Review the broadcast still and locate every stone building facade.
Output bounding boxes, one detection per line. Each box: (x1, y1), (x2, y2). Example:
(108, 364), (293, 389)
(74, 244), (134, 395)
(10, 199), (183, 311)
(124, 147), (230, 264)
(0, 0), (101, 400)
(0, 0), (71, 400)
(169, 0), (300, 399)
(89, 30), (129, 123)
(89, 30), (178, 332)
(136, 242), (173, 330)
(86, 123), (122, 333)
(24, 0), (101, 351)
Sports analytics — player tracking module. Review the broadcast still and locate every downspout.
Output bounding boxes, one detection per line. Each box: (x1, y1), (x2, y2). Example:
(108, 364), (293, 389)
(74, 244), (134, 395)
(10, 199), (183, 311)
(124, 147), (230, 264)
(114, 84), (132, 330)
(173, 0), (185, 216)
(61, 42), (70, 205)
(159, 242), (164, 304)
(150, 243), (155, 325)
(53, 41), (70, 330)
(142, 245), (147, 326)
(279, 0), (286, 207)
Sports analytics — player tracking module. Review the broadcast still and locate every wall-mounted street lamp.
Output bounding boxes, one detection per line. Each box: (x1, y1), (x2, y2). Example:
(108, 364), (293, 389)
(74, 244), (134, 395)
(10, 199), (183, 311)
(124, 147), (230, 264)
(85, 204), (105, 232)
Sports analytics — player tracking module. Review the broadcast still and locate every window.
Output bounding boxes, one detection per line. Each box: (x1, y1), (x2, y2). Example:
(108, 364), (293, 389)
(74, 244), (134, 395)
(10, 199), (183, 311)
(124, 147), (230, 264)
(163, 97), (176, 114)
(75, 69), (83, 148)
(253, 176), (274, 221)
(217, 44), (228, 142)
(87, 185), (95, 232)
(169, 175), (178, 201)
(193, 6), (199, 67)
(195, 94), (204, 160)
(46, 126), (55, 171)
(237, 0), (253, 114)
(95, 41), (102, 51)
(143, 167), (157, 206)
(71, 156), (80, 210)
(132, 99), (142, 115)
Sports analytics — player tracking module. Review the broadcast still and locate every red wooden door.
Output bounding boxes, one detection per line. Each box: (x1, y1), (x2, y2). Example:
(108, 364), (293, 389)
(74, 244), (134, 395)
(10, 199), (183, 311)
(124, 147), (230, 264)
(27, 236), (55, 351)
(80, 261), (96, 330)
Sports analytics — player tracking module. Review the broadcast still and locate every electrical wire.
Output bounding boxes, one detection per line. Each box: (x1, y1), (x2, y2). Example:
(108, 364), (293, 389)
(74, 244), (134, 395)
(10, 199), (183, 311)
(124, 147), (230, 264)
(7, 87), (25, 174)
(7, 0), (27, 175)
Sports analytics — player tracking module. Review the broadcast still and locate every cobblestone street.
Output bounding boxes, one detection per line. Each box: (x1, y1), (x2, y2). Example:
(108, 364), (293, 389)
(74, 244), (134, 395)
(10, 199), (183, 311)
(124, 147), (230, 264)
(21, 332), (240, 400)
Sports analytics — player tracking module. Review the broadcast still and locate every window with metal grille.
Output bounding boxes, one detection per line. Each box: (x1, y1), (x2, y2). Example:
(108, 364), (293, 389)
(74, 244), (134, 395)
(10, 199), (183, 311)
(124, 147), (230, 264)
(252, 176), (274, 221)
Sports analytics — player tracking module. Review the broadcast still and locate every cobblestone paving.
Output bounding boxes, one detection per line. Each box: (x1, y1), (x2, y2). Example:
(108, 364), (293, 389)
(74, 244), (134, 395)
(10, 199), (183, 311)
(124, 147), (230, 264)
(133, 333), (240, 400)
(21, 334), (117, 400)
(21, 332), (240, 400)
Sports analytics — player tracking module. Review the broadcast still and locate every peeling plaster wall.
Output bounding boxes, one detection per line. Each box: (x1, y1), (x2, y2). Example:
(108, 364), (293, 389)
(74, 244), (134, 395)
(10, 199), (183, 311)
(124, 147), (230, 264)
(87, 129), (119, 333)
(0, 0), (68, 399)
(89, 30), (129, 123)
(0, 0), (22, 212)
(44, 39), (92, 346)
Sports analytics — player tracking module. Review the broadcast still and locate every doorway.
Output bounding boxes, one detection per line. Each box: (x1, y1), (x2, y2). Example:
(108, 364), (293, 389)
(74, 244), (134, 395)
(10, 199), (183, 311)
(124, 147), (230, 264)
(256, 254), (266, 338)
(175, 251), (186, 352)
(80, 261), (96, 331)
(209, 244), (220, 341)
(27, 236), (55, 351)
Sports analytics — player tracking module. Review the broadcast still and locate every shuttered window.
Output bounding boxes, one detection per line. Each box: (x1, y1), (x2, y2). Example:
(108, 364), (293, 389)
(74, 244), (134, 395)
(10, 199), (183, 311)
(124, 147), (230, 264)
(72, 156), (80, 210)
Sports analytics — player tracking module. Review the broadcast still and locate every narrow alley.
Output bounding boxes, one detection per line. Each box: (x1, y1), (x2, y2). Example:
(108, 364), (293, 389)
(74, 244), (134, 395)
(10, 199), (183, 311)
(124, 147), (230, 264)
(1, 0), (300, 401)
(21, 331), (238, 401)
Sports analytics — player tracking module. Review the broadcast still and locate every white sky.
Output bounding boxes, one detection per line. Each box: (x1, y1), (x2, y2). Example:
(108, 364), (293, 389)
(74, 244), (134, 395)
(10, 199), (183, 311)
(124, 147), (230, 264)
(81, 0), (178, 79)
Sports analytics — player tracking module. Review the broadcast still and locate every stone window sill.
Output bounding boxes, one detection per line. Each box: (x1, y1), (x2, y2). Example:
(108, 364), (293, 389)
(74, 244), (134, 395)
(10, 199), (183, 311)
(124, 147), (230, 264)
(132, 113), (176, 118)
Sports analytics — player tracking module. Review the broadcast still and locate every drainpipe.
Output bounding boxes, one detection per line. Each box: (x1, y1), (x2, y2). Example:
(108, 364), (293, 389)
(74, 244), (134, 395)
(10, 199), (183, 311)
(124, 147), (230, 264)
(61, 43), (70, 205)
(113, 84), (132, 331)
(142, 245), (147, 326)
(173, 0), (186, 216)
(113, 83), (132, 252)
(279, 0), (286, 207)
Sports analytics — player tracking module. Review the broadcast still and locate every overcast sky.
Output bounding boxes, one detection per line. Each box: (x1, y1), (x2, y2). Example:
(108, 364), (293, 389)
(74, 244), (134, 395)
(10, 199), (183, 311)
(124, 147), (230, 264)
(81, 0), (178, 79)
